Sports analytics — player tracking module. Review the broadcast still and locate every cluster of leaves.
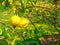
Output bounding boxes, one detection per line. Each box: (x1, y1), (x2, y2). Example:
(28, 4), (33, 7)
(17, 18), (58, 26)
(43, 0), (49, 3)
(0, 0), (60, 45)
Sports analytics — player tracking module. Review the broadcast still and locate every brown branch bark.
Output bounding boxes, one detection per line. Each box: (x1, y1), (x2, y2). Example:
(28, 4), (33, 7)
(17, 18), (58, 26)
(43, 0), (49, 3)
(39, 34), (60, 45)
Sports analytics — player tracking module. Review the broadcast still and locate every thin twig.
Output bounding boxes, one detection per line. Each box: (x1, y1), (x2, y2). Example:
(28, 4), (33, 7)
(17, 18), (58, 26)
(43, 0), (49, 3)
(0, 21), (13, 30)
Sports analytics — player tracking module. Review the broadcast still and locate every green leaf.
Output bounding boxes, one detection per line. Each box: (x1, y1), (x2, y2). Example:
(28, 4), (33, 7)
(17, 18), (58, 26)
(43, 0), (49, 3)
(23, 38), (42, 45)
(2, 27), (8, 39)
(0, 40), (8, 45)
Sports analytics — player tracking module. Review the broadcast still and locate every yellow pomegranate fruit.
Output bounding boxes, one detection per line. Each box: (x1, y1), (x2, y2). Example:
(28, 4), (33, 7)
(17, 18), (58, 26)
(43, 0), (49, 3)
(10, 15), (21, 26)
(18, 17), (29, 28)
(10, 15), (29, 28)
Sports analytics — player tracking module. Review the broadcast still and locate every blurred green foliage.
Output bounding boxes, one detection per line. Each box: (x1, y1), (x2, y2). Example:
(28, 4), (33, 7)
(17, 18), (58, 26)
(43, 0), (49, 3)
(0, 0), (60, 45)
